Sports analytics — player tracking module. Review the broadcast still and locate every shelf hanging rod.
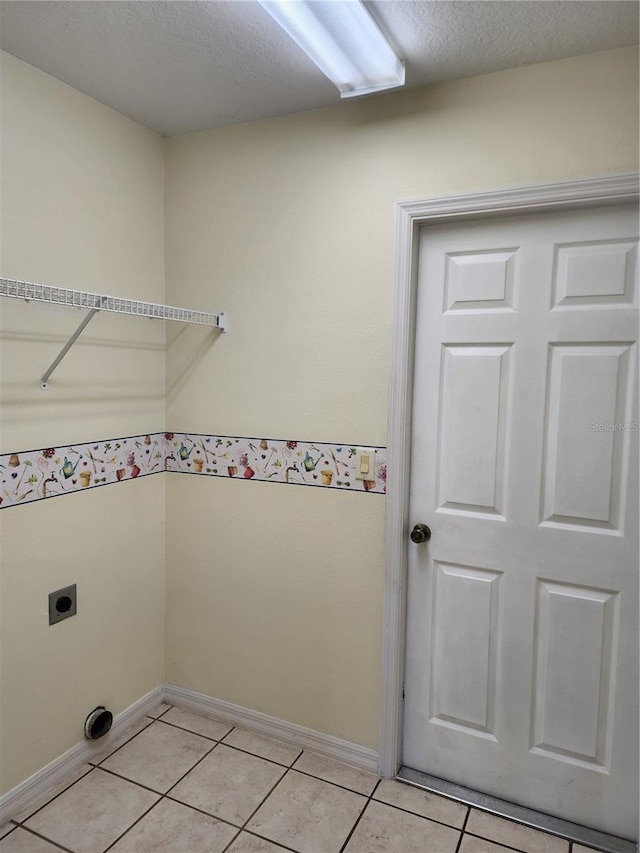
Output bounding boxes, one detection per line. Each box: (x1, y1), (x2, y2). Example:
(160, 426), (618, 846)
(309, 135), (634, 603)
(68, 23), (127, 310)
(0, 275), (227, 390)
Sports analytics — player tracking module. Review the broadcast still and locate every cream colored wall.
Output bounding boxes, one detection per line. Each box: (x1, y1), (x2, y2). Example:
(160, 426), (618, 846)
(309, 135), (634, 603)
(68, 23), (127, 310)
(0, 44), (637, 793)
(0, 52), (166, 792)
(164, 47), (639, 749)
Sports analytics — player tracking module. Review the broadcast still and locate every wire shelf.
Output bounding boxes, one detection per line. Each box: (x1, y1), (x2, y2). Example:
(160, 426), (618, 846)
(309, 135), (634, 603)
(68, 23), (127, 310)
(0, 276), (223, 327)
(1, 275), (226, 389)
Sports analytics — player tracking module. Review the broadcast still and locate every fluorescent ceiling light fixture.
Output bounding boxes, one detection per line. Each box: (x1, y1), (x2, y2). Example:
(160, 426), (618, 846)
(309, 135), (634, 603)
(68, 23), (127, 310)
(258, 0), (405, 98)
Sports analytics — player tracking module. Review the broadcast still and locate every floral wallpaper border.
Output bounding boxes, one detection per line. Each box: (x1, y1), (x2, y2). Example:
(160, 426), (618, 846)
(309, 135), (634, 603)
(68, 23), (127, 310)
(0, 432), (386, 509)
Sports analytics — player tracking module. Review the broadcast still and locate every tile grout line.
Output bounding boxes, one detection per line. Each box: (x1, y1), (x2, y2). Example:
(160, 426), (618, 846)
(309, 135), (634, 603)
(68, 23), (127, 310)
(338, 777), (383, 853)
(90, 715), (158, 768)
(97, 720), (476, 851)
(454, 805), (471, 853)
(9, 713), (583, 853)
(218, 740), (306, 853)
(156, 718), (313, 772)
(94, 765), (173, 798)
(219, 829), (244, 853)
(155, 717), (227, 744)
(287, 766), (379, 798)
(219, 739), (303, 768)
(216, 725), (236, 745)
(370, 792), (476, 835)
(147, 705), (174, 721)
(214, 725), (302, 767)
(10, 708), (160, 828)
(101, 735), (223, 853)
(1, 823), (18, 842)
(14, 767), (98, 826)
(9, 822), (75, 853)
(11, 710), (365, 837)
(101, 796), (162, 853)
(238, 744), (303, 827)
(163, 739), (221, 798)
(453, 798), (598, 849)
(234, 829), (300, 853)
(463, 830), (541, 853)
(162, 794), (243, 830)
(14, 705), (219, 853)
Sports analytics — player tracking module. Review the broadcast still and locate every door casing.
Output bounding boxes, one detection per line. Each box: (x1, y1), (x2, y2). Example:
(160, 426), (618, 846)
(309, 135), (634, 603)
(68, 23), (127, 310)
(379, 172), (640, 783)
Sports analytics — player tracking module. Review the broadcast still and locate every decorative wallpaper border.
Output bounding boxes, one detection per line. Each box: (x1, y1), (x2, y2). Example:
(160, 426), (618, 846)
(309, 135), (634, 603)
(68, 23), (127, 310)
(0, 432), (386, 509)
(165, 433), (386, 493)
(0, 433), (165, 509)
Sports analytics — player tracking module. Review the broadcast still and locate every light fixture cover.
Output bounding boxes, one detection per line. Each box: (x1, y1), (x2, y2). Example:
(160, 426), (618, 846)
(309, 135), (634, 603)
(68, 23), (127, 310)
(258, 0), (405, 98)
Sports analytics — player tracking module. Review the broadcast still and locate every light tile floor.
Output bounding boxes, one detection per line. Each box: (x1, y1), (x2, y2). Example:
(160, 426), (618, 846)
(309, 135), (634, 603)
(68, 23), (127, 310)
(0, 704), (609, 853)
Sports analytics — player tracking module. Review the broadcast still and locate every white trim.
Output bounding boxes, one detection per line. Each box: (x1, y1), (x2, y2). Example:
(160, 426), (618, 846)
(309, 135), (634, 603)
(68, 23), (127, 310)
(163, 683), (379, 774)
(0, 686), (162, 826)
(395, 172), (640, 222)
(0, 682), (378, 827)
(379, 172), (640, 778)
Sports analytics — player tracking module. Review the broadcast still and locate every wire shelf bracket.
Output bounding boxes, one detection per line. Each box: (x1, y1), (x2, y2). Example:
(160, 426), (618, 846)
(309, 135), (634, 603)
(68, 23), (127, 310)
(0, 276), (227, 390)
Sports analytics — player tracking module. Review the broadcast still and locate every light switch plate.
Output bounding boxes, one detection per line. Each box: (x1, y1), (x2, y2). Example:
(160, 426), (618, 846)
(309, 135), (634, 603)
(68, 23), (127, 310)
(355, 448), (376, 481)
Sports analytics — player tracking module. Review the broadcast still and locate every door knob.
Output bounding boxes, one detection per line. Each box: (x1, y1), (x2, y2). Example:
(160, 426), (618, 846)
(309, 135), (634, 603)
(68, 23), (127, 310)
(410, 523), (431, 543)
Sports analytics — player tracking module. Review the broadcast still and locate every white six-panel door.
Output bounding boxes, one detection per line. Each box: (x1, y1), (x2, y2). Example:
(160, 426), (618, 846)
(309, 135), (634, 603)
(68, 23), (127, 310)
(403, 204), (638, 838)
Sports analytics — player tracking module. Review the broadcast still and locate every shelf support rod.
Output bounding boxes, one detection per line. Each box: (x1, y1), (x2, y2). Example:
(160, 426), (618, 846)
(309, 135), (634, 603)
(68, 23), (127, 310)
(41, 301), (104, 390)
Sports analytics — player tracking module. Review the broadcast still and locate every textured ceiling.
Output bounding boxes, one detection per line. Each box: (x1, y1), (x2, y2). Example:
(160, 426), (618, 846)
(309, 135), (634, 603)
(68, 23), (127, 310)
(0, 1), (637, 136)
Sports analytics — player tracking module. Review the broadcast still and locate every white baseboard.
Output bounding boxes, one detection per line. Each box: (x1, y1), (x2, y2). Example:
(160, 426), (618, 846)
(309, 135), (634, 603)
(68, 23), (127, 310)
(1, 683), (379, 826)
(0, 686), (163, 826)
(163, 683), (379, 775)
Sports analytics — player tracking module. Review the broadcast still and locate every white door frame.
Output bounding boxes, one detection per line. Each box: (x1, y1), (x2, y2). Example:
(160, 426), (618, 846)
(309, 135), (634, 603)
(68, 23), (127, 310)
(379, 171), (640, 779)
